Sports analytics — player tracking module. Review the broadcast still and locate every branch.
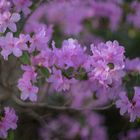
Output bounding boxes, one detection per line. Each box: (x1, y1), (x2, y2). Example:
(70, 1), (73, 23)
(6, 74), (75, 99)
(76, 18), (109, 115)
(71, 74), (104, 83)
(12, 94), (114, 112)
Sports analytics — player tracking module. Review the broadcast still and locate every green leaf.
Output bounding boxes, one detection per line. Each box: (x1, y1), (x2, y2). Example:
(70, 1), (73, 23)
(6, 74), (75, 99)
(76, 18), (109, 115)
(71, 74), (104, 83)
(75, 67), (88, 81)
(20, 52), (30, 64)
(7, 131), (14, 140)
(62, 67), (74, 79)
(40, 67), (50, 78)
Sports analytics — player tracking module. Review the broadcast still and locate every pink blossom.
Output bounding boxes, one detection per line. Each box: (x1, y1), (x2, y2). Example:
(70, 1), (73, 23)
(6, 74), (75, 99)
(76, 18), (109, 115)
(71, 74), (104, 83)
(125, 58), (140, 74)
(13, 0), (32, 15)
(86, 40), (125, 86)
(29, 26), (52, 52)
(18, 65), (38, 102)
(0, 32), (27, 60)
(54, 38), (87, 69)
(47, 68), (76, 91)
(116, 92), (130, 115)
(116, 87), (140, 122)
(31, 49), (54, 68)
(128, 87), (140, 122)
(0, 107), (18, 139)
(0, 0), (11, 13)
(0, 12), (20, 33)
(18, 79), (38, 102)
(0, 32), (23, 60)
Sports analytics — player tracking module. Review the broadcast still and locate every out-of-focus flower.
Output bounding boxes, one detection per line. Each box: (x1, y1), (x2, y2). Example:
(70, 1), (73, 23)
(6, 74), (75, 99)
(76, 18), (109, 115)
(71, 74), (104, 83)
(127, 1), (140, 29)
(0, 107), (18, 139)
(40, 111), (108, 140)
(125, 58), (140, 74)
(119, 129), (140, 140)
(92, 1), (122, 30)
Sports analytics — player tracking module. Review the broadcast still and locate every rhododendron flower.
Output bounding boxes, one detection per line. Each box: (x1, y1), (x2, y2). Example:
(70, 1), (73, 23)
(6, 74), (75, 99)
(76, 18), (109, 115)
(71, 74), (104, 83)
(18, 80), (39, 101)
(0, 0), (11, 13)
(13, 0), (32, 15)
(0, 32), (24, 60)
(31, 49), (54, 68)
(54, 38), (87, 69)
(47, 68), (76, 91)
(125, 58), (140, 73)
(116, 87), (140, 122)
(15, 34), (30, 50)
(116, 92), (130, 115)
(29, 26), (52, 52)
(0, 12), (20, 33)
(86, 40), (125, 86)
(18, 65), (38, 102)
(0, 107), (18, 139)
(128, 87), (140, 122)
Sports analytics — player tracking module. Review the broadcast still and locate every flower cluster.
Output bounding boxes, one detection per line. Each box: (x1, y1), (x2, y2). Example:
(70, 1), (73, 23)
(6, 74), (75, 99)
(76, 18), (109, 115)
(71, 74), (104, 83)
(0, 0), (140, 139)
(16, 37), (125, 102)
(86, 41), (125, 86)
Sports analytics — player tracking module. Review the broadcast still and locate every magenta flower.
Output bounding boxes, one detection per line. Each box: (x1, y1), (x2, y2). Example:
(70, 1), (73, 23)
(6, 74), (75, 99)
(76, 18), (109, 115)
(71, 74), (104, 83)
(92, 1), (122, 30)
(13, 0), (32, 15)
(0, 12), (20, 33)
(86, 40), (125, 86)
(15, 34), (30, 50)
(116, 87), (140, 122)
(29, 26), (52, 52)
(0, 32), (23, 60)
(31, 49), (54, 68)
(18, 79), (38, 102)
(128, 87), (140, 122)
(127, 1), (140, 29)
(125, 58), (140, 74)
(0, 0), (11, 13)
(18, 65), (38, 102)
(116, 92), (130, 115)
(54, 38), (86, 69)
(0, 107), (18, 139)
(45, 0), (93, 35)
(47, 68), (76, 91)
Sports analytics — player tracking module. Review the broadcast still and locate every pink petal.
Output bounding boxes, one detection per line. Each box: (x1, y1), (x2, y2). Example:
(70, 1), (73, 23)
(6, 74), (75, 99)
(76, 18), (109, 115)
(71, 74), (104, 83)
(8, 23), (17, 32)
(10, 13), (20, 22)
